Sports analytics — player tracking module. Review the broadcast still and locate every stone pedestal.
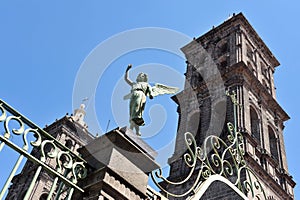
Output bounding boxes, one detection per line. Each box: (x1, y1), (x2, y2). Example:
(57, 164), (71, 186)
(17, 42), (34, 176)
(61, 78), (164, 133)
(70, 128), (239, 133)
(73, 127), (160, 200)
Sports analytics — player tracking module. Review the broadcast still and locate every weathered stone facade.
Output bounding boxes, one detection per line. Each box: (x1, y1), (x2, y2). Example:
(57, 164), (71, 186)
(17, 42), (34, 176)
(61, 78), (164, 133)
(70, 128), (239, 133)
(4, 12), (295, 200)
(167, 13), (295, 199)
(73, 127), (161, 200)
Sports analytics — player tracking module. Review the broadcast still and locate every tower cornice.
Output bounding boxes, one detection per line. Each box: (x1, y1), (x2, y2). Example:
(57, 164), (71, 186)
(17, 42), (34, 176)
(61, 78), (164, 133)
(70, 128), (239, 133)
(194, 12), (280, 68)
(223, 62), (289, 122)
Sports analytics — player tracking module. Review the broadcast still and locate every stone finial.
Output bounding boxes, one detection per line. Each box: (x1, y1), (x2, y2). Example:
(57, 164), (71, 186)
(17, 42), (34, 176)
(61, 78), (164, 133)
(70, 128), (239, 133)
(71, 103), (88, 128)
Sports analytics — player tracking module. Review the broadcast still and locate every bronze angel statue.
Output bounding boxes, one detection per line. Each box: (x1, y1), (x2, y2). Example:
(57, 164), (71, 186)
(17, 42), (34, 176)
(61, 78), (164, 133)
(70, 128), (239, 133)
(124, 64), (179, 136)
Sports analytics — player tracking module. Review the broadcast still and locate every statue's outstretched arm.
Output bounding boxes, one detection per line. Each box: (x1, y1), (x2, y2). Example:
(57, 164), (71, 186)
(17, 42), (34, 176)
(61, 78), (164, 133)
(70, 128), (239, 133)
(124, 64), (133, 86)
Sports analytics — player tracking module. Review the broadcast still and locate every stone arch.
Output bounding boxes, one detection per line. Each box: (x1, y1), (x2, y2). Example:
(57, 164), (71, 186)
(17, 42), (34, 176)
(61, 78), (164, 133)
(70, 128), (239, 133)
(268, 126), (279, 162)
(65, 139), (74, 149)
(187, 111), (200, 135)
(250, 106), (261, 144)
(189, 175), (248, 200)
(39, 193), (48, 200)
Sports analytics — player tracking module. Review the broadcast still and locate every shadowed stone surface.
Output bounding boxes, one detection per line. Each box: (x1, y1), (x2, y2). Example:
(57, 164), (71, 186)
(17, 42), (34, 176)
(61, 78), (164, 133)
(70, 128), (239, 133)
(75, 127), (160, 199)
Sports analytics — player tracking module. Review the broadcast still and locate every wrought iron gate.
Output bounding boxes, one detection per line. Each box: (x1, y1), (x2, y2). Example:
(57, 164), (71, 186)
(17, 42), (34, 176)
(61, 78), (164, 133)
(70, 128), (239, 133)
(0, 99), (87, 200)
(150, 91), (268, 199)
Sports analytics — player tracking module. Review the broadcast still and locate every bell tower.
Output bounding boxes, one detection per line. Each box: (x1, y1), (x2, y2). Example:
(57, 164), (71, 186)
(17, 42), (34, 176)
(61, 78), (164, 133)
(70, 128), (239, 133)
(167, 13), (295, 199)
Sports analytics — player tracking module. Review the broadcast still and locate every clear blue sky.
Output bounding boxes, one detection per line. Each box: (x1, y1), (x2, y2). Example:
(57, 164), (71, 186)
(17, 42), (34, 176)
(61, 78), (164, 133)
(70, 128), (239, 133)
(0, 0), (299, 199)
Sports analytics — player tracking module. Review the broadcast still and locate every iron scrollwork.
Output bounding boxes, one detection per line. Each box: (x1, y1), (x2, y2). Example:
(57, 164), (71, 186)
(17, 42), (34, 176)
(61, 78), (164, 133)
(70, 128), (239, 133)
(0, 99), (87, 199)
(151, 91), (267, 199)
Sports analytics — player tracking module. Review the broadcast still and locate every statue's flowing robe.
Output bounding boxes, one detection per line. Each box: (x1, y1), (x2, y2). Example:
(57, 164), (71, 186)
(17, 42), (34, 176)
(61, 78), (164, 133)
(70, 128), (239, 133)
(129, 82), (151, 126)
(124, 80), (179, 127)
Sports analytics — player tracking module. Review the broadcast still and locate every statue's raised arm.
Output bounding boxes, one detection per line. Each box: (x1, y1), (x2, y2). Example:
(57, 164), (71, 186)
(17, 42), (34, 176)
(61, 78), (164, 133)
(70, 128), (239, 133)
(123, 65), (179, 136)
(124, 64), (133, 86)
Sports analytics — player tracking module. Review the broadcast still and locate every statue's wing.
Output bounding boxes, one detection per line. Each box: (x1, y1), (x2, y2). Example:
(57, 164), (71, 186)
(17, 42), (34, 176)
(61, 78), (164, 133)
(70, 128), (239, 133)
(151, 83), (179, 97)
(123, 93), (132, 100)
